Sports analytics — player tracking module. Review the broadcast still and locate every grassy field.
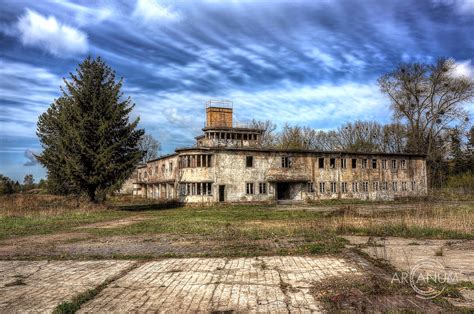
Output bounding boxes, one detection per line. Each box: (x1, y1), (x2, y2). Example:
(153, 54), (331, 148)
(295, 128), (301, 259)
(1, 194), (472, 247)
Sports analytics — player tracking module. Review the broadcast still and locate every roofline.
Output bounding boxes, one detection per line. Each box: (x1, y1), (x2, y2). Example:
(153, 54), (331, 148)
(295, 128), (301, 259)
(174, 146), (427, 157)
(147, 153), (178, 163)
(202, 127), (264, 132)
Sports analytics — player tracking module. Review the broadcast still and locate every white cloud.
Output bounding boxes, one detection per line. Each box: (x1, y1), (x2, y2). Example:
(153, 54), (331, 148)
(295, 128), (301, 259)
(133, 0), (181, 22)
(432, 0), (474, 14)
(452, 60), (474, 78)
(17, 9), (88, 56)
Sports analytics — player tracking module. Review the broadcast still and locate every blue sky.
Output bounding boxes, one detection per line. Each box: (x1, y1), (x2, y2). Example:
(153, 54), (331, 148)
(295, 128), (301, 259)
(0, 0), (473, 182)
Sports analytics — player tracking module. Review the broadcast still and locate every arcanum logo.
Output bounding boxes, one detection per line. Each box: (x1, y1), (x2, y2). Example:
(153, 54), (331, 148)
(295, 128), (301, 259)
(391, 259), (460, 299)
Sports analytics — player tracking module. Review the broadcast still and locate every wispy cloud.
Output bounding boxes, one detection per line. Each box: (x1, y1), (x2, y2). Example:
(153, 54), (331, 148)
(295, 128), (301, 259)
(0, 0), (472, 180)
(16, 9), (88, 56)
(133, 0), (181, 22)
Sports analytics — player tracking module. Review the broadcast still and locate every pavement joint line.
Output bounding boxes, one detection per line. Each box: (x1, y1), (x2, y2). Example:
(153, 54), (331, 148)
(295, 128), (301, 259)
(53, 260), (144, 313)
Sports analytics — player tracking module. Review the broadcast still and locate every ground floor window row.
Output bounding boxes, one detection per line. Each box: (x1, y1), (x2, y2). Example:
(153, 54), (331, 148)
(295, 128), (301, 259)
(310, 181), (418, 193)
(179, 182), (213, 196)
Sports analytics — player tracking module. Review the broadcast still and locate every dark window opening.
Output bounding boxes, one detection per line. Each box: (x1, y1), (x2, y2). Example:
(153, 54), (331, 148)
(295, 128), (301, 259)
(352, 159), (357, 169)
(318, 158), (324, 169)
(246, 156), (253, 167)
(372, 159), (377, 169)
(329, 158), (336, 168)
(282, 156), (292, 168)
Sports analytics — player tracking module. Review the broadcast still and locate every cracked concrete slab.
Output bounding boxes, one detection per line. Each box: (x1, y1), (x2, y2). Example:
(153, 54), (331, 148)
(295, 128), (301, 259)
(79, 256), (361, 313)
(0, 260), (136, 313)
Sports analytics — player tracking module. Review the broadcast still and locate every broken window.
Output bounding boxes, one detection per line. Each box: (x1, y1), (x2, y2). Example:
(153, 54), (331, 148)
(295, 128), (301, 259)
(282, 156), (292, 168)
(318, 158), (324, 169)
(400, 160), (406, 169)
(246, 156), (253, 167)
(411, 181), (416, 191)
(362, 159), (368, 169)
(392, 181), (398, 191)
(259, 182), (267, 194)
(362, 182), (368, 192)
(352, 182), (358, 192)
(329, 158), (336, 169)
(341, 159), (347, 169)
(352, 159), (357, 169)
(372, 182), (379, 191)
(341, 182), (348, 193)
(307, 182), (314, 193)
(382, 182), (388, 190)
(319, 182), (325, 193)
(330, 182), (337, 193)
(391, 160), (397, 169)
(382, 160), (387, 169)
(402, 182), (407, 191)
(246, 183), (254, 194)
(372, 159), (377, 169)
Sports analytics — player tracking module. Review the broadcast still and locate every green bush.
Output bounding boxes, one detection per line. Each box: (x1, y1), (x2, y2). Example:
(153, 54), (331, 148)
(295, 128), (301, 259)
(445, 172), (474, 194)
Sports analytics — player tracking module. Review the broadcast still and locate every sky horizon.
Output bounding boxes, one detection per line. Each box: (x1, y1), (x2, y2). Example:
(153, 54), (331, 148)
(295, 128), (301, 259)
(1, 0), (473, 182)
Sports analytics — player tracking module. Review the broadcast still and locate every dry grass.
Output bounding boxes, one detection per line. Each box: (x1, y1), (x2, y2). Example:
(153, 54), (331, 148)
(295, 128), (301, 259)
(238, 203), (473, 239)
(0, 194), (108, 218)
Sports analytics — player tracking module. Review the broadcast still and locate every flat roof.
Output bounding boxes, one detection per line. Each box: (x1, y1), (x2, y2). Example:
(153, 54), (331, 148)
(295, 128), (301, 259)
(174, 146), (426, 157)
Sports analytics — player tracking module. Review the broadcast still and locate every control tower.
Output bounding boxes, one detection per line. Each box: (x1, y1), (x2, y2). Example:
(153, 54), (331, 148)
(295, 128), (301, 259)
(196, 100), (264, 148)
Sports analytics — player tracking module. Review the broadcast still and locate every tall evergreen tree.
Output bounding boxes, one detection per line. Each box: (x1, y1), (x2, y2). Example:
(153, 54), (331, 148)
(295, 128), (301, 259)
(37, 57), (144, 202)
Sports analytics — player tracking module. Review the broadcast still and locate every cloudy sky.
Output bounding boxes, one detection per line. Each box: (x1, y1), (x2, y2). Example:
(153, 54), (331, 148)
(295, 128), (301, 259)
(0, 0), (473, 181)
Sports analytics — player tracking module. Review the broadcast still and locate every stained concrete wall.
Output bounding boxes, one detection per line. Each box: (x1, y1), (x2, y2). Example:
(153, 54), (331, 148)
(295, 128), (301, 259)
(134, 149), (427, 203)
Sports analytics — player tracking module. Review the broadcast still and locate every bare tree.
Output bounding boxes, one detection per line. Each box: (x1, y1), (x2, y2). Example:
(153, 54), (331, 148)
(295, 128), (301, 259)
(250, 119), (277, 147)
(378, 58), (473, 155)
(138, 134), (161, 164)
(378, 58), (473, 186)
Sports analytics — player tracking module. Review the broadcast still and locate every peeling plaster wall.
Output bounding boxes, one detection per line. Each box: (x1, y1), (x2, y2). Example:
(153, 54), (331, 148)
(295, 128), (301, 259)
(134, 150), (427, 203)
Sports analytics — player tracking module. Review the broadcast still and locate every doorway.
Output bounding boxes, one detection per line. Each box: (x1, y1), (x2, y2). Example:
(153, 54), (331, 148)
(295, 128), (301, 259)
(219, 185), (225, 202)
(276, 183), (291, 200)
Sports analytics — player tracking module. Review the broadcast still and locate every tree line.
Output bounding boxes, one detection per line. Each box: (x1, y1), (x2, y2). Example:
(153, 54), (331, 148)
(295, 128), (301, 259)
(253, 58), (473, 187)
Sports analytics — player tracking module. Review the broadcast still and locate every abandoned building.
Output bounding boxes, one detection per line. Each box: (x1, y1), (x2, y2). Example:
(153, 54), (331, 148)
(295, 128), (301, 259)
(132, 101), (427, 203)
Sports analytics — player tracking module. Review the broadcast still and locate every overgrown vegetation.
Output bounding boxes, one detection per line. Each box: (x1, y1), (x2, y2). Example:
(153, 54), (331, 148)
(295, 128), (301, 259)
(1, 195), (471, 248)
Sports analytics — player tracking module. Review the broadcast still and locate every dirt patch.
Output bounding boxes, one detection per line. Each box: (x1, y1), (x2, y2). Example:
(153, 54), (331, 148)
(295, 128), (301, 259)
(75, 216), (149, 229)
(0, 233), (93, 257)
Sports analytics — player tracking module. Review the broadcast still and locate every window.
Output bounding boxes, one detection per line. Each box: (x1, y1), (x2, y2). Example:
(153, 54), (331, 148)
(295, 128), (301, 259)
(391, 160), (397, 169)
(362, 159), (368, 169)
(319, 182), (325, 193)
(329, 158), (336, 168)
(330, 182), (337, 193)
(352, 182), (359, 192)
(179, 155), (212, 168)
(197, 183), (201, 195)
(203, 183), (212, 195)
(372, 159), (377, 169)
(259, 182), (267, 194)
(282, 156), (292, 168)
(411, 181), (416, 191)
(362, 182), (368, 192)
(246, 183), (254, 194)
(318, 158), (324, 169)
(400, 160), (407, 169)
(341, 158), (347, 169)
(402, 182), (407, 191)
(155, 166), (158, 175)
(392, 181), (398, 191)
(246, 156), (253, 167)
(169, 162), (173, 171)
(307, 182), (314, 193)
(382, 160), (387, 169)
(352, 159), (357, 169)
(162, 164), (165, 173)
(341, 182), (348, 193)
(372, 181), (379, 191)
(382, 181), (388, 190)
